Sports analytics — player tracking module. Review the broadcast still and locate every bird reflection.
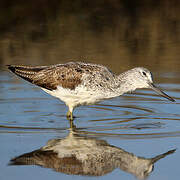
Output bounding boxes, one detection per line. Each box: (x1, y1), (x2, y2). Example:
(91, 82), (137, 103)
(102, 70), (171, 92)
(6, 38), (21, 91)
(9, 122), (175, 179)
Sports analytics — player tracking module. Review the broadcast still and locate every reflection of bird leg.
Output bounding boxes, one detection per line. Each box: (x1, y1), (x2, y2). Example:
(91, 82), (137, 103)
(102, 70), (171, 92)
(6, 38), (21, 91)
(9, 129), (176, 180)
(68, 119), (76, 129)
(151, 149), (176, 163)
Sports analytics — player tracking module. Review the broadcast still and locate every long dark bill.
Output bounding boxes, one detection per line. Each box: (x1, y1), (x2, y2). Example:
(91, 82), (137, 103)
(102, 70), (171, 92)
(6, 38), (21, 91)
(151, 149), (176, 164)
(149, 83), (175, 102)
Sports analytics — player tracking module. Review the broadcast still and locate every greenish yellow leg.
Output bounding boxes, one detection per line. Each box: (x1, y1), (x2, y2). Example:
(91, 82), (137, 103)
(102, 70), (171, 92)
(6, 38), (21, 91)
(66, 110), (73, 121)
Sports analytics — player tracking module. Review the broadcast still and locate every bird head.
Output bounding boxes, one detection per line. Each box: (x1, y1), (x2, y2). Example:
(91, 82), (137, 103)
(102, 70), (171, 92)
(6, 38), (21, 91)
(124, 67), (175, 102)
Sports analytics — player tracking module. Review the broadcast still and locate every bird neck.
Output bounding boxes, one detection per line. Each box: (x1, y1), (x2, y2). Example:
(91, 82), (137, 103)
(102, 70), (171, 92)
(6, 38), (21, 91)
(114, 73), (137, 95)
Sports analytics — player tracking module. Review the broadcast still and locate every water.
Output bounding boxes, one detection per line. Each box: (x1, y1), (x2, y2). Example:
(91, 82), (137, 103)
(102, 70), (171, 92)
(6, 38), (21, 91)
(1, 70), (180, 180)
(1, 1), (180, 180)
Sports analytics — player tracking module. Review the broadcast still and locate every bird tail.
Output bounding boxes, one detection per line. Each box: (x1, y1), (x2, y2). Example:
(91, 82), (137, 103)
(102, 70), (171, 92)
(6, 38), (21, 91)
(7, 65), (47, 83)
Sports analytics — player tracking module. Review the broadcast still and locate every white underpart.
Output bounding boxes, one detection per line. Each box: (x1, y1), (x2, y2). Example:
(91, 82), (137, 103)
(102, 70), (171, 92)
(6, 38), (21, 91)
(41, 67), (155, 113)
(42, 85), (118, 112)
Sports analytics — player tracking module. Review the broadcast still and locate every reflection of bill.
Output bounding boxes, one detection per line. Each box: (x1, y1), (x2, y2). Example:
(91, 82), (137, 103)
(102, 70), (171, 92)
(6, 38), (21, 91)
(9, 128), (175, 180)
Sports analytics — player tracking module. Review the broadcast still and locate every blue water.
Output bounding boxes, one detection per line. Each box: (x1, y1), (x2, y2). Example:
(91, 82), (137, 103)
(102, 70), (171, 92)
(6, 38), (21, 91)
(1, 70), (180, 180)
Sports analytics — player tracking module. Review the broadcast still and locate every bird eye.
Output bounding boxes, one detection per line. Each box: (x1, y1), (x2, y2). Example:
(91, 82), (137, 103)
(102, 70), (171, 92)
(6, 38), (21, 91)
(142, 71), (146, 76)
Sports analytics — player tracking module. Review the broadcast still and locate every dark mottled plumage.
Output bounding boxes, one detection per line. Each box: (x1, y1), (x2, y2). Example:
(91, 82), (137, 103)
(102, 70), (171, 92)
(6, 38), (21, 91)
(7, 63), (82, 90)
(7, 62), (111, 91)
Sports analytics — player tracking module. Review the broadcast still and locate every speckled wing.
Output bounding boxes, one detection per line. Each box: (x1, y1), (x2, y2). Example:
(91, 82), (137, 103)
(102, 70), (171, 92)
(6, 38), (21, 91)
(7, 62), (114, 91)
(7, 63), (85, 90)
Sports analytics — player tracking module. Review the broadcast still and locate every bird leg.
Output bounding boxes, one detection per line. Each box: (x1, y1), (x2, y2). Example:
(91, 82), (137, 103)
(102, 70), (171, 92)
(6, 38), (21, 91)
(66, 110), (73, 121)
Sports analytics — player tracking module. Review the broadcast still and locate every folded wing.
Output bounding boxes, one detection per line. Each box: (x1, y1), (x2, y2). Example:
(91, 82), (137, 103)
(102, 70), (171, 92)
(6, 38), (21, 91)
(7, 63), (83, 90)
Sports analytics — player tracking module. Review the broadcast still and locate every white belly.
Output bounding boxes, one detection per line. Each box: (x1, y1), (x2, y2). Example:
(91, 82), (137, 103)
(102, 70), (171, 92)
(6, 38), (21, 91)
(42, 85), (115, 109)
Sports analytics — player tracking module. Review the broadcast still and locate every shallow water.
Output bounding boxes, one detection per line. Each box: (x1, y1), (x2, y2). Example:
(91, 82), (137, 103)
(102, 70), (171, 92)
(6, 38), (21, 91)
(1, 69), (180, 180)
(1, 1), (180, 180)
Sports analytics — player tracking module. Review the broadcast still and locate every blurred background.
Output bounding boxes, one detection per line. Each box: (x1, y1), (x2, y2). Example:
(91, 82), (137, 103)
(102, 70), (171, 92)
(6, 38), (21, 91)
(0, 0), (180, 73)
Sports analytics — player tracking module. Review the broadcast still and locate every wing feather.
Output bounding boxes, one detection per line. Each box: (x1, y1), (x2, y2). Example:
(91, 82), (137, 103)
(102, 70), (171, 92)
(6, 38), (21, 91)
(7, 62), (113, 91)
(7, 63), (84, 90)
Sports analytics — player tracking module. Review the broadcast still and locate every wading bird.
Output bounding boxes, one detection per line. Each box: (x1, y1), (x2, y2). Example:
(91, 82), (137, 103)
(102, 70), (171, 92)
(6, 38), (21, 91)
(7, 62), (175, 120)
